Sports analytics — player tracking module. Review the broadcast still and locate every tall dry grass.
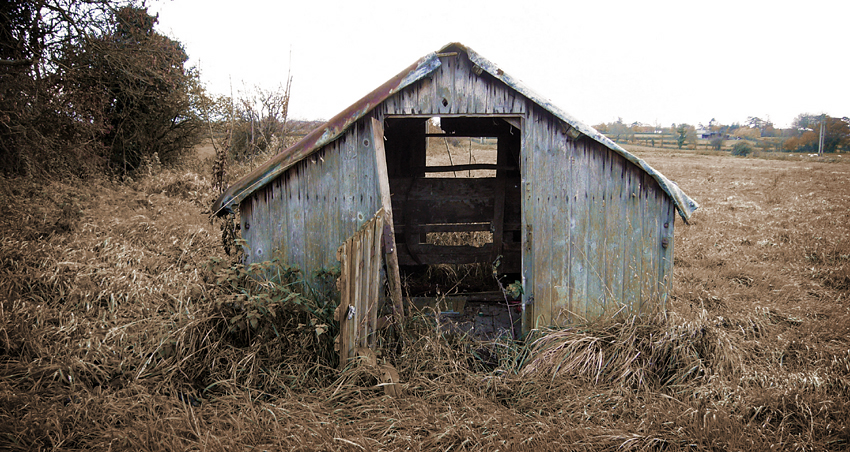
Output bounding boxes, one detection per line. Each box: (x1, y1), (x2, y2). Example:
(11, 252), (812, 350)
(0, 147), (849, 450)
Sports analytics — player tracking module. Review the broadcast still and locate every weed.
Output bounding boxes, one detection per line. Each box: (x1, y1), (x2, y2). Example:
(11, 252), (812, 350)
(1, 146), (849, 451)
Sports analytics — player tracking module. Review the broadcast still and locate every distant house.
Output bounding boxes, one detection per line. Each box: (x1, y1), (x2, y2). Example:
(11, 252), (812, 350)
(212, 43), (698, 362)
(697, 128), (721, 139)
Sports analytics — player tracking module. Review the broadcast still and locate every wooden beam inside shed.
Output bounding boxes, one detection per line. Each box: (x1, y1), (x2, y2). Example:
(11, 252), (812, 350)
(491, 134), (509, 263)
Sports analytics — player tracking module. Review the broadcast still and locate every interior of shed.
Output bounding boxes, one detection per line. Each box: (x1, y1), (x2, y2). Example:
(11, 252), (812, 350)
(383, 116), (523, 338)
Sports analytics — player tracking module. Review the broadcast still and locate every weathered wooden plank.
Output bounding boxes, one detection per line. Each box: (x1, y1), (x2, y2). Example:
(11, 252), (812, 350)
(604, 150), (626, 317)
(658, 198), (675, 311)
(418, 163), (517, 172)
(397, 243), (494, 266)
(623, 166), (642, 314)
(368, 215), (384, 347)
(371, 117), (404, 323)
(291, 167), (306, 269)
(529, 108), (553, 328)
(336, 209), (386, 367)
(569, 139), (590, 323)
(584, 142), (607, 320)
(491, 133), (509, 262)
(303, 160), (319, 271)
(436, 54), (454, 115)
(520, 113), (535, 334)
(641, 177), (662, 314)
(454, 54), (471, 115)
(395, 223), (490, 234)
(536, 112), (556, 325)
(390, 177), (520, 226)
(240, 194), (255, 258)
(350, 225), (363, 352)
(336, 239), (351, 369)
(554, 117), (572, 327)
(358, 217), (373, 349)
(325, 144), (341, 262)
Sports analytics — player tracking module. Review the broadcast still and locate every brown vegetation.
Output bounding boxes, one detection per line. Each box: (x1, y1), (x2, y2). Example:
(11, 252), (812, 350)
(1, 145), (848, 450)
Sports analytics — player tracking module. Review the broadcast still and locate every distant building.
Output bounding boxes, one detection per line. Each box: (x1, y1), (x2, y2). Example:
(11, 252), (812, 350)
(696, 128), (721, 139)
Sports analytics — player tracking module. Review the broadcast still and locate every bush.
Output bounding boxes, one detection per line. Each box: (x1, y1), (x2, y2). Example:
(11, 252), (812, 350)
(710, 137), (724, 150)
(731, 141), (752, 156)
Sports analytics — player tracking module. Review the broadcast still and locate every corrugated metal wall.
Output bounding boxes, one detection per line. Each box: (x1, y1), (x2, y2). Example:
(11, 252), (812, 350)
(240, 117), (384, 278)
(238, 51), (675, 329)
(522, 104), (675, 329)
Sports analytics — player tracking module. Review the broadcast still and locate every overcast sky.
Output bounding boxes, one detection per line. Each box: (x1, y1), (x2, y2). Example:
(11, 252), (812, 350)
(151, 0), (848, 129)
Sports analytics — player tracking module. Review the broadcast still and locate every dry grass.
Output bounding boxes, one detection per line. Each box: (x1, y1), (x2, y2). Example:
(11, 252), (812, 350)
(1, 146), (849, 450)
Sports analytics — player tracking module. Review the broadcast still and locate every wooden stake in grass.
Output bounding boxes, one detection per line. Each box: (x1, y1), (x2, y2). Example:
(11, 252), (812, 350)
(443, 137), (457, 177)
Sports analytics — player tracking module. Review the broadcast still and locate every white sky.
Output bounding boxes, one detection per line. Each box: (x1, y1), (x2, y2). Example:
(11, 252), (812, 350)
(151, 0), (848, 129)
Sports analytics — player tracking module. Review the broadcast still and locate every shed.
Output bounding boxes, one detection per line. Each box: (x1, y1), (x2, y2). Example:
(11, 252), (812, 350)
(212, 43), (698, 360)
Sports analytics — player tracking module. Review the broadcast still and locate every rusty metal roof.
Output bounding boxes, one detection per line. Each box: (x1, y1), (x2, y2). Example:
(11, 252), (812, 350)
(212, 42), (698, 222)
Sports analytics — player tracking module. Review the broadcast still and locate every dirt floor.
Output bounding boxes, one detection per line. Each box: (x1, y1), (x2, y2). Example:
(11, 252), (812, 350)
(1, 145), (848, 450)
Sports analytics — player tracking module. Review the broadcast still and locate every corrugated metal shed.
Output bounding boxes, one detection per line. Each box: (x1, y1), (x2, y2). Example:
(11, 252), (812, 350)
(212, 42), (698, 343)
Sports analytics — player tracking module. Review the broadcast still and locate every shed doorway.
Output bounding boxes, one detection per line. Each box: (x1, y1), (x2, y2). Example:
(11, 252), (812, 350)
(382, 115), (523, 339)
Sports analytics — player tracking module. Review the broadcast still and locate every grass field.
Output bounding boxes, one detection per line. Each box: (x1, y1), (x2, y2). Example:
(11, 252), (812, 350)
(1, 145), (848, 450)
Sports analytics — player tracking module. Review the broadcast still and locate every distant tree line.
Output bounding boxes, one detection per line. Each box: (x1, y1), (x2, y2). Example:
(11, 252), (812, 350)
(594, 114), (850, 154)
(0, 0), (201, 177)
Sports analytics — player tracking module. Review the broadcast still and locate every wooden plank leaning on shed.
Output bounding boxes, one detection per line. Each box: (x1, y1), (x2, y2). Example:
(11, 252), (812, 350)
(371, 117), (406, 322)
(335, 209), (384, 369)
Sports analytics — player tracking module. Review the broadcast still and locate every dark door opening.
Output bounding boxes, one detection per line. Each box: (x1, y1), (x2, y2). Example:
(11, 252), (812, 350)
(383, 116), (523, 338)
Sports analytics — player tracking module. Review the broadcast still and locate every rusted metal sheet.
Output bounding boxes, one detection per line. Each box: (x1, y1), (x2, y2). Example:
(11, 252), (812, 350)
(335, 208), (385, 368)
